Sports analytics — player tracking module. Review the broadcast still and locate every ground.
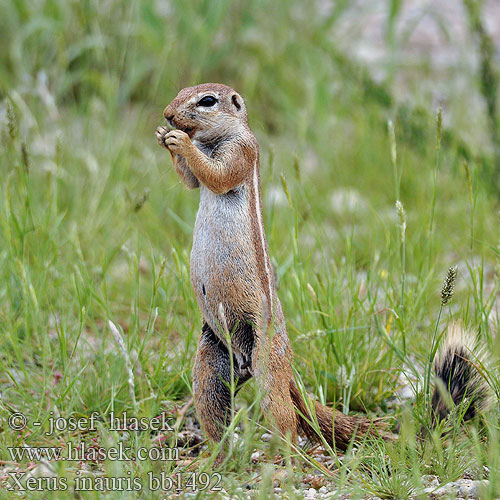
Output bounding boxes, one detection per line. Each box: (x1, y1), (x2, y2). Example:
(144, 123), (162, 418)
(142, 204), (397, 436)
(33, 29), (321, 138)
(0, 0), (499, 498)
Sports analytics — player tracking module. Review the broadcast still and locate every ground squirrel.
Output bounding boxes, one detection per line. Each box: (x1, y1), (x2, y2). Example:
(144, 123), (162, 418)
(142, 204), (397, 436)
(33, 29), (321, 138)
(155, 83), (491, 456)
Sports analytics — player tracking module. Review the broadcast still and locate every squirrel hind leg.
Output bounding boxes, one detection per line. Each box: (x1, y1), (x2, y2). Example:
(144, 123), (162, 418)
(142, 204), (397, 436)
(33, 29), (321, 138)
(193, 323), (251, 442)
(252, 338), (298, 444)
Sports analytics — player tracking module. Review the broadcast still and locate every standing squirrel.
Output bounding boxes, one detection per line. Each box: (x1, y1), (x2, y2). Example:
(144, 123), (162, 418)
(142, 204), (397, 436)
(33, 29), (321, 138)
(156, 83), (491, 455)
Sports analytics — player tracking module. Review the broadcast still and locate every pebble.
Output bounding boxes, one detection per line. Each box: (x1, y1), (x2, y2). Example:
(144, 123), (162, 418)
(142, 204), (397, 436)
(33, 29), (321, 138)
(422, 474), (440, 488)
(424, 479), (489, 499)
(305, 487), (318, 499)
(281, 476), (490, 500)
(27, 461), (57, 479)
(459, 480), (488, 498)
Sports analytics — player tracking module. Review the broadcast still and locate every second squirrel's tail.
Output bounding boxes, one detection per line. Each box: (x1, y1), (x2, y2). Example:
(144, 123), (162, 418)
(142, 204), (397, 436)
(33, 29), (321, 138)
(432, 322), (492, 423)
(289, 381), (387, 451)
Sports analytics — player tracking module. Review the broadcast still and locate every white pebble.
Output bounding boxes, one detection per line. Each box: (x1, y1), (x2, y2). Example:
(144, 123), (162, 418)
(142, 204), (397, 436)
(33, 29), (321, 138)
(305, 487), (318, 499)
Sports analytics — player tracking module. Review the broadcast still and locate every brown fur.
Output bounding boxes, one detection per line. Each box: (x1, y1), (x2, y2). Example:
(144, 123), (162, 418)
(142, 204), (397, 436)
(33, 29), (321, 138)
(156, 83), (386, 454)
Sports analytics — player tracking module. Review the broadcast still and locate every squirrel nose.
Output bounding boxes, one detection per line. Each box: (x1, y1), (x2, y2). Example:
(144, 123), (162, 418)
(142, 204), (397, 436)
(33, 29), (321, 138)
(164, 108), (175, 127)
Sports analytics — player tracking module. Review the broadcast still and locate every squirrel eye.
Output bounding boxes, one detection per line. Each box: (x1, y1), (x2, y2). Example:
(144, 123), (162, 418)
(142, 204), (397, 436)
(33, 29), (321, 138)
(197, 95), (217, 107)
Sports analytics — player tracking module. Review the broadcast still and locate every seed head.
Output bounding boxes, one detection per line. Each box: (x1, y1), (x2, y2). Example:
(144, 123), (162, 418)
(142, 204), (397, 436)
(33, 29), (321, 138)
(436, 107), (443, 150)
(388, 120), (397, 166)
(21, 142), (30, 174)
(441, 265), (457, 306)
(395, 200), (407, 244)
(7, 100), (17, 140)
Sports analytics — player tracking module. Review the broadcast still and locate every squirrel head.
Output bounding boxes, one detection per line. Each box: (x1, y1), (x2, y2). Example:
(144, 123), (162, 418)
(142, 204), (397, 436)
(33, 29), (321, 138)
(163, 83), (248, 143)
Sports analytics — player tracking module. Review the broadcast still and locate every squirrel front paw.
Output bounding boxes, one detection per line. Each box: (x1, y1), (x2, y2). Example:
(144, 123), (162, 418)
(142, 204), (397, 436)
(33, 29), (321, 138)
(156, 127), (192, 155)
(155, 125), (171, 149)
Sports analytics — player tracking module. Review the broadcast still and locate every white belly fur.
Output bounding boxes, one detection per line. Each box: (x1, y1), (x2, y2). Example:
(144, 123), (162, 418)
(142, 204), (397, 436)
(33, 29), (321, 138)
(190, 185), (260, 337)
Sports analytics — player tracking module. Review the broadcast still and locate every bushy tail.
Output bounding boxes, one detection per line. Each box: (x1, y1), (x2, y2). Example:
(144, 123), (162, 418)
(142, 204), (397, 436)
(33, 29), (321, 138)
(432, 323), (492, 423)
(286, 323), (490, 450)
(289, 381), (387, 451)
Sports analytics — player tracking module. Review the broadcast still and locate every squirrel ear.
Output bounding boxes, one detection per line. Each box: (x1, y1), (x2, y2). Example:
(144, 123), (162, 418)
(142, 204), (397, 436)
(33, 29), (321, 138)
(231, 94), (242, 111)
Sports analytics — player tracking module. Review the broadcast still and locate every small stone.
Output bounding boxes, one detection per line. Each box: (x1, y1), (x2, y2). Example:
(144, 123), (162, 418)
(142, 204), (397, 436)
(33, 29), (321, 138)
(462, 469), (475, 480)
(462, 480), (488, 499)
(27, 461), (57, 479)
(430, 482), (459, 498)
(261, 433), (272, 442)
(305, 487), (318, 499)
(422, 474), (440, 488)
(308, 475), (327, 489)
(458, 482), (473, 498)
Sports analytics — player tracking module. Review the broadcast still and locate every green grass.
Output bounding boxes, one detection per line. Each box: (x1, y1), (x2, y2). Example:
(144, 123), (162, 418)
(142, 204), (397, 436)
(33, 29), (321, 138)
(0, 0), (499, 498)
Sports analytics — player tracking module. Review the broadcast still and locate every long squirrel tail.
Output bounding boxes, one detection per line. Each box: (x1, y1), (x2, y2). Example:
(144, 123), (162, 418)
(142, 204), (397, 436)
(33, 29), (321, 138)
(288, 323), (492, 450)
(431, 322), (492, 423)
(289, 381), (387, 451)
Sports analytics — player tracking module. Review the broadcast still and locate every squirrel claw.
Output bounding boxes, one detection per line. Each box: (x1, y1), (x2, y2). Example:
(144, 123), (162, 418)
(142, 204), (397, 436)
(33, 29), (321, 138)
(162, 129), (191, 155)
(156, 126), (169, 148)
(156, 126), (190, 154)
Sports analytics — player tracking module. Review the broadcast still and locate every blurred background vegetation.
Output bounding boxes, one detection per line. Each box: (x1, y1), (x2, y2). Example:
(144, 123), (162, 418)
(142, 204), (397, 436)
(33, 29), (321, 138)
(0, 0), (499, 497)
